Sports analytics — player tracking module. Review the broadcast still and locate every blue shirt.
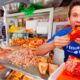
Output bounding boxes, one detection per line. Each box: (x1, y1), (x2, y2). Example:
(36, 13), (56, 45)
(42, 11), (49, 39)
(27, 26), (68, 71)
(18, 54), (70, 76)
(47, 27), (80, 61)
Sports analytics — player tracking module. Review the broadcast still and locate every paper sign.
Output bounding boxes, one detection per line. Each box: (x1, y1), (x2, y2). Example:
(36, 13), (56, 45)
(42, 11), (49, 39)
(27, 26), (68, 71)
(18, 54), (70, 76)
(26, 20), (38, 32)
(36, 22), (48, 34)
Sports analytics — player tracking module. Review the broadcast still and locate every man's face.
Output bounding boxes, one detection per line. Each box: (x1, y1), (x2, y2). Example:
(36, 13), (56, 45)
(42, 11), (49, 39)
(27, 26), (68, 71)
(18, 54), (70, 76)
(69, 6), (80, 28)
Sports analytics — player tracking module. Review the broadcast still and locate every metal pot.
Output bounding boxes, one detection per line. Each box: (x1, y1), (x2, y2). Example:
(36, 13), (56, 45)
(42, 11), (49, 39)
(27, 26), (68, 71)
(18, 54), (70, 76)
(30, 0), (63, 7)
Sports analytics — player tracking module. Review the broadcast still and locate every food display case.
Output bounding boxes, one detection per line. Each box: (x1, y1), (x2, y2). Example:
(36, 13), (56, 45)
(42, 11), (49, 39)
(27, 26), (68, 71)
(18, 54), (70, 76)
(0, 7), (56, 80)
(3, 7), (54, 44)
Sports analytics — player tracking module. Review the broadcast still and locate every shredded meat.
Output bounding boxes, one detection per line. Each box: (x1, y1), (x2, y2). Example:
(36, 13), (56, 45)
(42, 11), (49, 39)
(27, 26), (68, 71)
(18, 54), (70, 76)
(0, 48), (39, 70)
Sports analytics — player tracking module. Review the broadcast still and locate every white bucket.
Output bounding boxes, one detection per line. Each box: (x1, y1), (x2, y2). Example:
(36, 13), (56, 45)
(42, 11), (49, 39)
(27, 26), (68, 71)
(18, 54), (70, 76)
(53, 48), (64, 65)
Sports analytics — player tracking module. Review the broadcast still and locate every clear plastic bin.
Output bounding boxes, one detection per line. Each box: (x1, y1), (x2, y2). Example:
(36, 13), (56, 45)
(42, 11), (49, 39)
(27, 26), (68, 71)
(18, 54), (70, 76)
(48, 63), (65, 80)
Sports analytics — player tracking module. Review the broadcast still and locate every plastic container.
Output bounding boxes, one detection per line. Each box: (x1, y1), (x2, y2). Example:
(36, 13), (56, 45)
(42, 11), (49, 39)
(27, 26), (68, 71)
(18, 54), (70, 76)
(48, 63), (65, 80)
(53, 48), (64, 65)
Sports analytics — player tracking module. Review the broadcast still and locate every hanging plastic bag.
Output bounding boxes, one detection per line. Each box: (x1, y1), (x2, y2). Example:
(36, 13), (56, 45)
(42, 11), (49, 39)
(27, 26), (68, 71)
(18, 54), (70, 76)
(18, 3), (43, 17)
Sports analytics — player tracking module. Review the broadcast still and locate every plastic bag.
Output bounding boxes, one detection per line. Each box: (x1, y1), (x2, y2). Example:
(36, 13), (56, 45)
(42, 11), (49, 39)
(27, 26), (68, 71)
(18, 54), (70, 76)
(18, 3), (43, 17)
(65, 55), (80, 76)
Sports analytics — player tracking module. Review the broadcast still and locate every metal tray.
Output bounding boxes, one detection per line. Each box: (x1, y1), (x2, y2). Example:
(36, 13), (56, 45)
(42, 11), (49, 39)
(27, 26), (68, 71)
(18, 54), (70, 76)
(0, 47), (49, 80)
(0, 59), (48, 80)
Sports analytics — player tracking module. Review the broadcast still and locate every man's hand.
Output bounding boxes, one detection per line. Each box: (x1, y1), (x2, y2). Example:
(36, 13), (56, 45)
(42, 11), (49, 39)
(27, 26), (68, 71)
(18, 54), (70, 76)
(53, 36), (70, 48)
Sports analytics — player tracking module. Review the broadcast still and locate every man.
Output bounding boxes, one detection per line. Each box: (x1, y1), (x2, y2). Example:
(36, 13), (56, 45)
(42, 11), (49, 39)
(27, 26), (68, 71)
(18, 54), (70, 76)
(34, 1), (80, 62)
